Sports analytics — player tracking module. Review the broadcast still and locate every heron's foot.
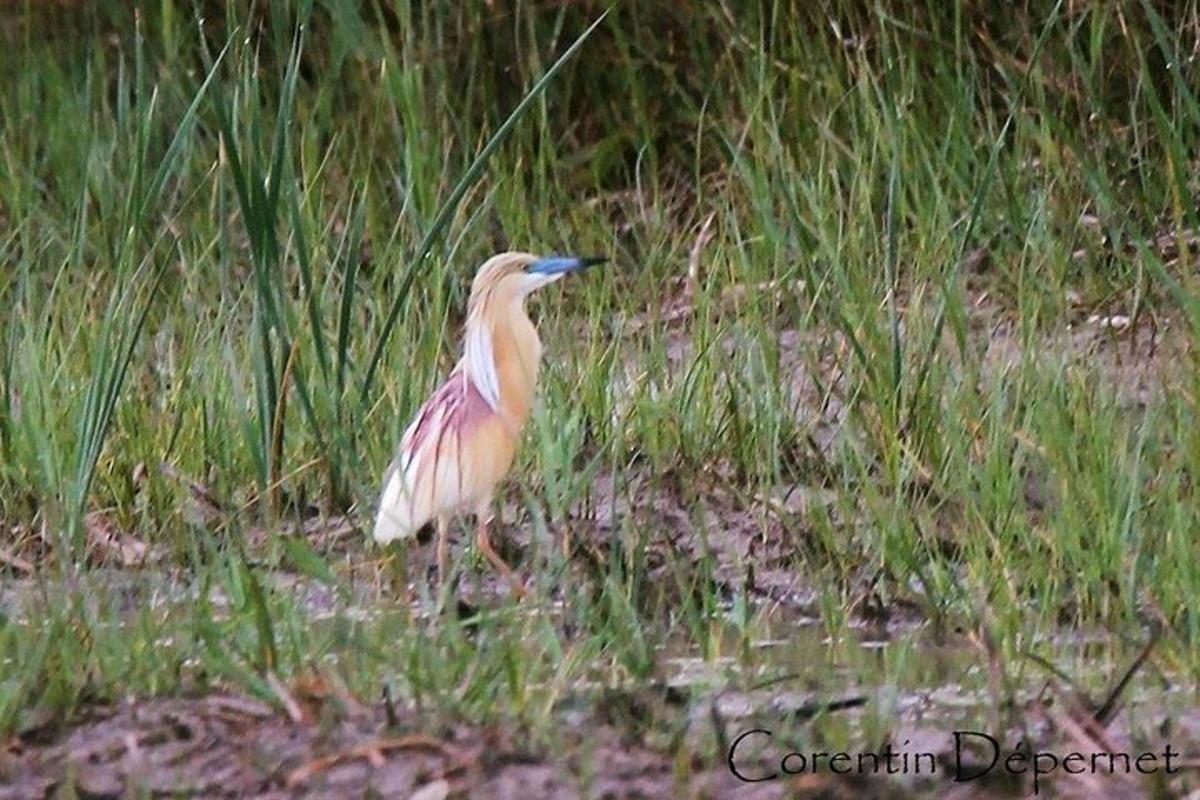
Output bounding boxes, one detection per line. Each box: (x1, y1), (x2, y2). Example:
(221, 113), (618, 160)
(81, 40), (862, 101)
(476, 522), (528, 601)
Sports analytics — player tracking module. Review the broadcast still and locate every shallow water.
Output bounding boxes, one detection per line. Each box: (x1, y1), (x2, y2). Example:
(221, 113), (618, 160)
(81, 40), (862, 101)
(4, 567), (1188, 724)
(5, 566), (1197, 798)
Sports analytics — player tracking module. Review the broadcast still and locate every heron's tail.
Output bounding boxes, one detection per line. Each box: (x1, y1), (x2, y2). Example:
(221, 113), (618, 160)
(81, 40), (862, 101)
(372, 461), (424, 543)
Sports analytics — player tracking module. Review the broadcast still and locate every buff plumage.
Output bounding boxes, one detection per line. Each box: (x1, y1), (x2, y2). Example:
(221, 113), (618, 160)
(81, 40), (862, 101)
(373, 251), (603, 595)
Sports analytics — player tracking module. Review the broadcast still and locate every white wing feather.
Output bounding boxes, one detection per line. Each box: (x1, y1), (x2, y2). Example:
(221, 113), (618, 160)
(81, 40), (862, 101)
(371, 414), (432, 543)
(372, 378), (472, 543)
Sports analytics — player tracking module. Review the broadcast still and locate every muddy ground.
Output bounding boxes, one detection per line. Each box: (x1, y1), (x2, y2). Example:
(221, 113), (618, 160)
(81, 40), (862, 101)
(3, 643), (1197, 798)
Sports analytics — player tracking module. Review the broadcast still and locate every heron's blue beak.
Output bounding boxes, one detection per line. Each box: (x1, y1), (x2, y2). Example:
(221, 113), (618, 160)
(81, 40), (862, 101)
(528, 255), (607, 275)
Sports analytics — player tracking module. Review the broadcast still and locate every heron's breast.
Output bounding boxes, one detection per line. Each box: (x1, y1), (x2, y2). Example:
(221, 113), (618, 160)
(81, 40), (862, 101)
(459, 415), (519, 492)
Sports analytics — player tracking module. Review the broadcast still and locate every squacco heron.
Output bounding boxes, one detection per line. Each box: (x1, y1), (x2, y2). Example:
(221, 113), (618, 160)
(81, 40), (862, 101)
(372, 251), (605, 596)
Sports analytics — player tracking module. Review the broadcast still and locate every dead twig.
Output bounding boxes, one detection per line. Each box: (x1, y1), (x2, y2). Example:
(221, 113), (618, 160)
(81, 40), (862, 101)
(686, 211), (716, 295)
(264, 672), (305, 724)
(84, 511), (157, 567)
(1094, 631), (1160, 727)
(0, 544), (34, 575)
(284, 735), (465, 789)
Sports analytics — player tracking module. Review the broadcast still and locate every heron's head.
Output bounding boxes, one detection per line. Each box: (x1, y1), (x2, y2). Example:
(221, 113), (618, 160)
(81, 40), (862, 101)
(470, 251), (606, 305)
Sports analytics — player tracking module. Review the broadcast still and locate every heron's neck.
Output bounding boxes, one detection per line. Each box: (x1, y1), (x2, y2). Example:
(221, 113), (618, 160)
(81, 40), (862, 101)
(464, 300), (541, 428)
(492, 307), (540, 425)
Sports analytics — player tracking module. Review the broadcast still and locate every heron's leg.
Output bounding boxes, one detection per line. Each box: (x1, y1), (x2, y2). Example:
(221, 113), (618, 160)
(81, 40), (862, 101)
(435, 516), (450, 590)
(474, 507), (526, 599)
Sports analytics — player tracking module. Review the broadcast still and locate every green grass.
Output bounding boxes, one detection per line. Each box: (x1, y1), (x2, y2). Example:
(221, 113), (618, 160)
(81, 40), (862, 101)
(2, 0), (1199, 746)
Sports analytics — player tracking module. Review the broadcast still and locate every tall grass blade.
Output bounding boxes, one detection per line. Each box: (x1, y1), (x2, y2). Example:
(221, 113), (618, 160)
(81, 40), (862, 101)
(360, 8), (611, 403)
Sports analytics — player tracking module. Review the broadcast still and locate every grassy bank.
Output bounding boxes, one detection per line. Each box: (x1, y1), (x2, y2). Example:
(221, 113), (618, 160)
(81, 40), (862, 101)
(2, 0), (1199, 777)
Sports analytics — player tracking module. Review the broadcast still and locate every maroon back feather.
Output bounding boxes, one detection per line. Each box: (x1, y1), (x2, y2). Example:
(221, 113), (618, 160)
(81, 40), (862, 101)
(401, 368), (493, 467)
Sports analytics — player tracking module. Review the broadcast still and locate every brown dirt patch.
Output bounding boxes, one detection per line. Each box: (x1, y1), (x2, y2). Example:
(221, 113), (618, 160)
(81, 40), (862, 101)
(0, 691), (798, 799)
